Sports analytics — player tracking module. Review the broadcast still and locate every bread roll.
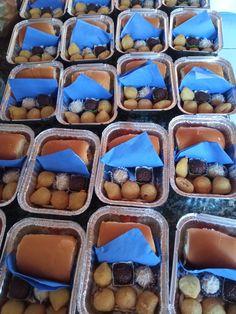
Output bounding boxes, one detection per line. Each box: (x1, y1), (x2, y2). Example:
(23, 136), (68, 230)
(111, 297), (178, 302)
(180, 63), (224, 79)
(16, 234), (77, 283)
(71, 71), (111, 91)
(0, 133), (28, 160)
(175, 127), (225, 150)
(175, 13), (196, 26)
(97, 221), (156, 252)
(18, 23), (56, 47)
(41, 139), (91, 165)
(121, 16), (160, 28)
(184, 228), (236, 269)
(86, 20), (107, 31)
(124, 60), (167, 78)
(16, 67), (56, 79)
(108, 134), (160, 154)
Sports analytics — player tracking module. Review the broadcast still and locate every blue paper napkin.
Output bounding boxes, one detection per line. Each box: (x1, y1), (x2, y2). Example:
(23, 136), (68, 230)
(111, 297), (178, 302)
(74, 0), (110, 5)
(95, 228), (160, 266)
(178, 261), (236, 282)
(6, 254), (70, 291)
(179, 67), (234, 94)
(22, 27), (59, 50)
(9, 78), (58, 102)
(119, 61), (166, 89)
(37, 149), (90, 176)
(30, 0), (64, 9)
(173, 11), (217, 40)
(64, 74), (112, 101)
(0, 157), (25, 168)
(175, 141), (233, 165)
(70, 20), (111, 50)
(121, 13), (162, 40)
(101, 132), (163, 168)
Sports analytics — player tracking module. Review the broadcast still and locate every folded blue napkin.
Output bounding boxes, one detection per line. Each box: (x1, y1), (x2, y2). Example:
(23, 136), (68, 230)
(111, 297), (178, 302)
(6, 254), (70, 291)
(64, 74), (112, 102)
(101, 132), (163, 168)
(173, 11), (217, 40)
(70, 20), (111, 50)
(175, 141), (233, 165)
(22, 27), (59, 50)
(30, 0), (64, 9)
(95, 228), (160, 266)
(74, 0), (110, 5)
(37, 149), (90, 176)
(178, 261), (236, 282)
(226, 144), (236, 163)
(0, 157), (25, 168)
(119, 61), (166, 89)
(121, 13), (162, 40)
(8, 78), (58, 102)
(180, 67), (234, 94)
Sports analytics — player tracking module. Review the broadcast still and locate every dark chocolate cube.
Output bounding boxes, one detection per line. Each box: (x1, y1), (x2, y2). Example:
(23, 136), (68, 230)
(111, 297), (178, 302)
(69, 175), (89, 191)
(223, 279), (236, 303)
(112, 262), (134, 286)
(136, 167), (153, 183)
(189, 159), (208, 176)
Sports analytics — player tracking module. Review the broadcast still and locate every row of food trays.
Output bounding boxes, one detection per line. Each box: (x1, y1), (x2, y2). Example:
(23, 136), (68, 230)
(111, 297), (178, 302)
(0, 207), (235, 314)
(18, 0), (210, 19)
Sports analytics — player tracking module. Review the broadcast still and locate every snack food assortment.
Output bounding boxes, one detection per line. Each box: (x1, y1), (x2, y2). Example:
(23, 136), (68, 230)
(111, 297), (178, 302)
(62, 17), (113, 61)
(118, 55), (175, 110)
(164, 0), (207, 8)
(176, 59), (236, 114)
(171, 214), (236, 314)
(117, 0), (159, 10)
(71, 0), (111, 15)
(117, 12), (167, 53)
(21, 0), (65, 19)
(60, 66), (117, 124)
(10, 21), (61, 64)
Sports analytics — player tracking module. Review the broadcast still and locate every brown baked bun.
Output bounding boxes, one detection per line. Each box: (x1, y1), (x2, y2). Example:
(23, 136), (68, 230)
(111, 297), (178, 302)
(121, 16), (160, 28)
(124, 60), (167, 78)
(41, 139), (91, 165)
(175, 126), (225, 150)
(15, 67), (56, 79)
(0, 133), (28, 159)
(180, 63), (224, 79)
(16, 234), (77, 283)
(18, 23), (55, 47)
(97, 221), (156, 252)
(71, 70), (110, 91)
(184, 228), (236, 269)
(108, 134), (160, 154)
(86, 20), (107, 31)
(175, 13), (196, 26)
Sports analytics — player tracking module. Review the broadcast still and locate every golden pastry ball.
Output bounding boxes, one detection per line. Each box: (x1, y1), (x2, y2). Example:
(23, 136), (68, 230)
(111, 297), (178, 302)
(80, 111), (96, 123)
(183, 101), (198, 114)
(9, 106), (27, 120)
(180, 299), (202, 314)
(93, 288), (115, 312)
(49, 288), (70, 311)
(50, 191), (69, 210)
(136, 291), (159, 314)
(176, 157), (188, 178)
(202, 298), (225, 314)
(41, 106), (55, 118)
(198, 102), (214, 113)
(124, 86), (138, 99)
(193, 176), (212, 194)
(2, 182), (17, 201)
(1, 299), (25, 314)
(121, 181), (140, 200)
(27, 108), (41, 119)
(68, 191), (87, 210)
(95, 110), (110, 123)
(212, 176), (231, 195)
(37, 171), (55, 188)
(104, 181), (122, 200)
(124, 99), (138, 110)
(93, 262), (112, 287)
(30, 187), (51, 206)
(176, 177), (194, 193)
(140, 184), (157, 202)
(98, 100), (112, 113)
(64, 112), (80, 124)
(24, 303), (46, 314)
(138, 99), (153, 109)
(46, 306), (67, 314)
(179, 275), (200, 299)
(115, 287), (137, 309)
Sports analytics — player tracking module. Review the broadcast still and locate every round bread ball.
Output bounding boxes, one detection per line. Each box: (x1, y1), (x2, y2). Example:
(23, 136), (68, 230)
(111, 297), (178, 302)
(136, 291), (159, 314)
(138, 99), (153, 109)
(64, 112), (80, 124)
(41, 106), (54, 118)
(27, 108), (41, 119)
(50, 191), (69, 210)
(140, 184), (157, 202)
(180, 299), (202, 314)
(198, 102), (214, 113)
(93, 288), (115, 312)
(212, 176), (231, 195)
(179, 275), (200, 299)
(98, 100), (112, 113)
(124, 99), (138, 110)
(2, 182), (17, 201)
(93, 263), (112, 287)
(1, 299), (25, 314)
(24, 303), (46, 314)
(9, 106), (27, 120)
(104, 181), (122, 200)
(121, 181), (140, 200)
(183, 101), (198, 114)
(37, 171), (55, 188)
(202, 298), (225, 314)
(193, 176), (212, 194)
(124, 87), (138, 99)
(95, 110), (110, 123)
(115, 287), (137, 309)
(30, 187), (51, 206)
(80, 111), (96, 123)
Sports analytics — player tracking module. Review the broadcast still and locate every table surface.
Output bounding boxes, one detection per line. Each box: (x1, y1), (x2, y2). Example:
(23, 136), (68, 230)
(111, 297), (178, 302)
(0, 1), (236, 310)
